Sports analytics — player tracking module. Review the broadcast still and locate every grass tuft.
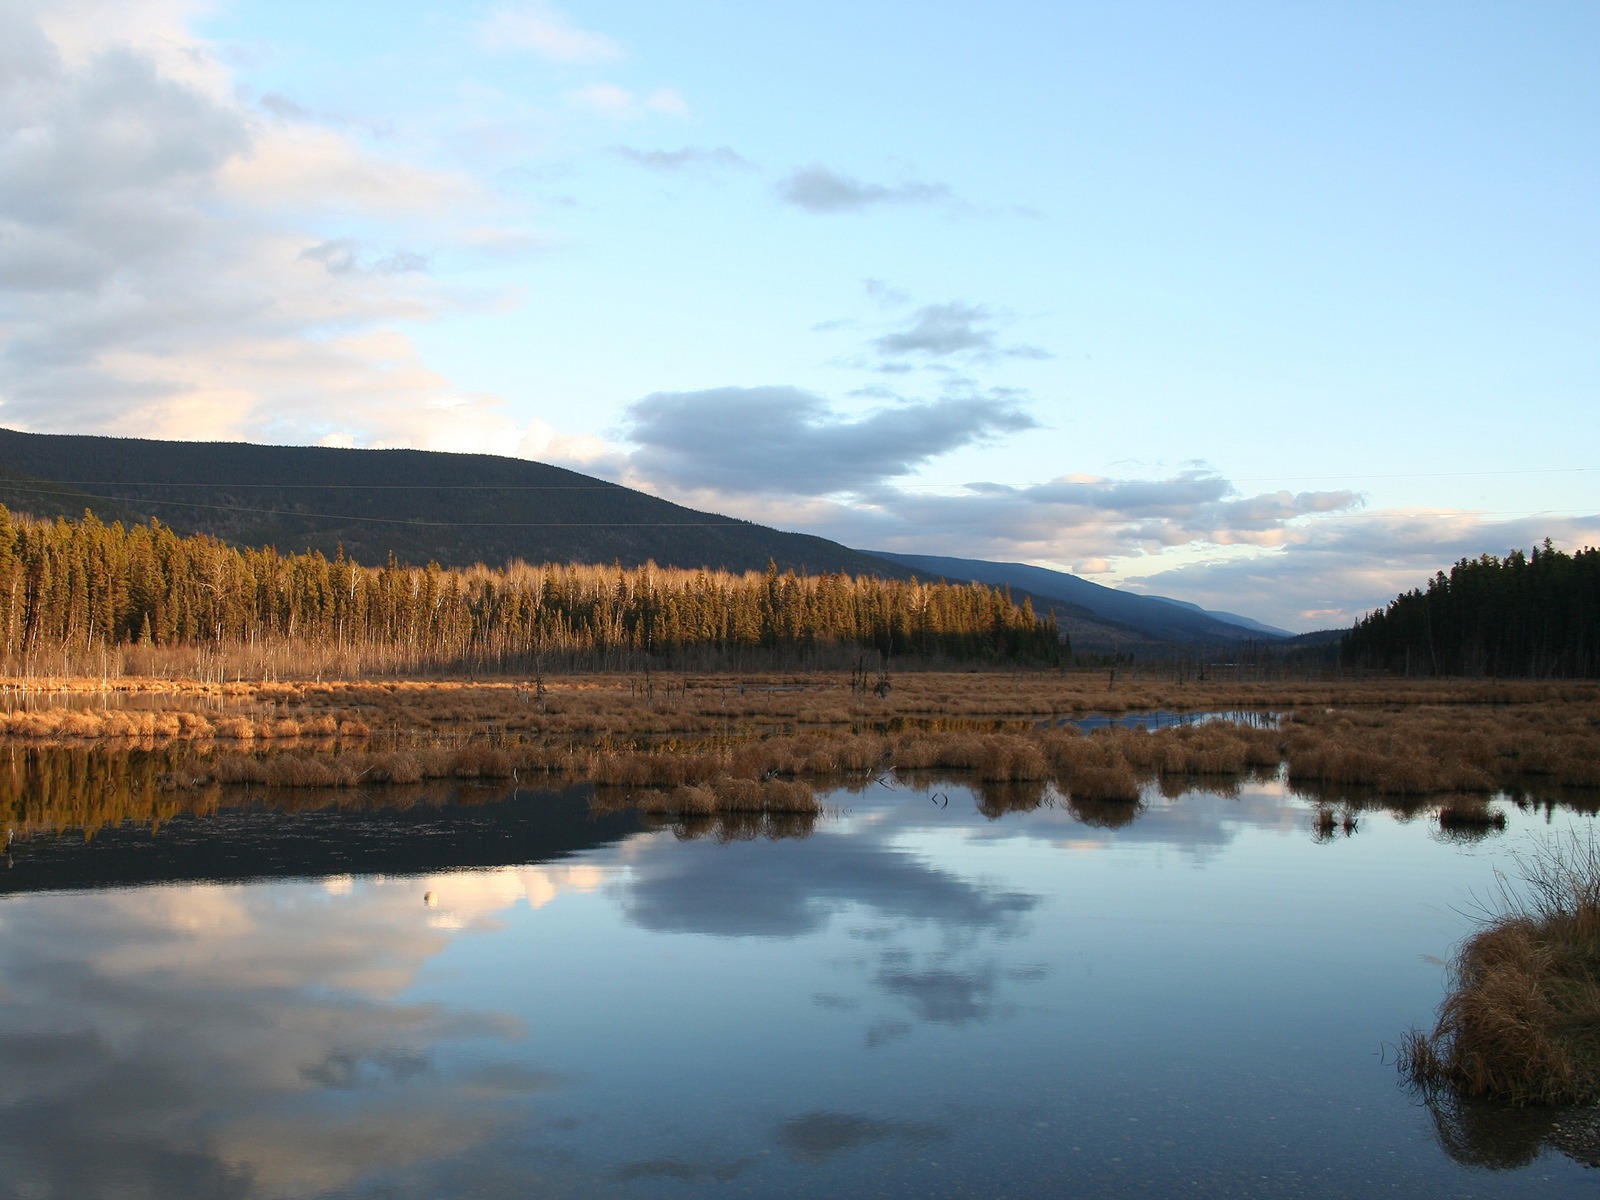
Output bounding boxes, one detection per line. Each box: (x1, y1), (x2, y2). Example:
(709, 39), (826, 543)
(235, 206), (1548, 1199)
(1401, 831), (1600, 1105)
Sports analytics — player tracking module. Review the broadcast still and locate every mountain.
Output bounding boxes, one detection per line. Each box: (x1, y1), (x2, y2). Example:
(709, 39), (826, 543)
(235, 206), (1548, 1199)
(866, 551), (1290, 646)
(1155, 597), (1294, 638)
(0, 427), (1287, 653)
(0, 428), (904, 578)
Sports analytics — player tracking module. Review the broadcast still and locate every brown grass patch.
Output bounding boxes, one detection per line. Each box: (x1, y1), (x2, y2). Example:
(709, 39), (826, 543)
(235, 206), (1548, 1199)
(1401, 833), (1600, 1105)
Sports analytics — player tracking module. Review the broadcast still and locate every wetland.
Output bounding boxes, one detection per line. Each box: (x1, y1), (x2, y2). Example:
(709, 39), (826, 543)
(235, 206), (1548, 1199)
(3, 672), (1600, 1197)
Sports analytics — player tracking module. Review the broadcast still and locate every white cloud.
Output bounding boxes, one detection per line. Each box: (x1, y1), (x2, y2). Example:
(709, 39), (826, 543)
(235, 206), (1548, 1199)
(611, 144), (751, 172)
(1119, 509), (1600, 632)
(478, 2), (623, 64)
(564, 83), (687, 119)
(645, 86), (688, 116)
(0, 0), (538, 454)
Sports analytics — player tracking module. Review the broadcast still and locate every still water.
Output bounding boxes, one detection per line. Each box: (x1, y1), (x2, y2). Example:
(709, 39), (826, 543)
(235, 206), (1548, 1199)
(1, 770), (1595, 1198)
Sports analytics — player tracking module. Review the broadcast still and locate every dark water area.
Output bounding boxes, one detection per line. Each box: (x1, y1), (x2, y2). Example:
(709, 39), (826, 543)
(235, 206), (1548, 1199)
(2, 765), (1598, 1197)
(1, 783), (639, 895)
(1057, 708), (1283, 732)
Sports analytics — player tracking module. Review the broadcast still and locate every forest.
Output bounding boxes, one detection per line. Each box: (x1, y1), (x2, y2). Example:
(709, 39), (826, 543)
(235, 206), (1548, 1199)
(1342, 541), (1599, 677)
(0, 507), (1062, 673)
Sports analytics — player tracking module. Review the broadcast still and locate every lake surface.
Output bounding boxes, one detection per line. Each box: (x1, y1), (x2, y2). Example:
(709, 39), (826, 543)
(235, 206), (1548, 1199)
(2, 767), (1596, 1198)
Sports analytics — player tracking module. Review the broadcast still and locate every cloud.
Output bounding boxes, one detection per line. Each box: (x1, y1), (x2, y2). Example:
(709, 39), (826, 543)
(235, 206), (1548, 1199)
(776, 164), (951, 214)
(1120, 509), (1600, 632)
(298, 238), (429, 276)
(478, 2), (623, 64)
(648, 465), (1359, 568)
(645, 87), (688, 117)
(565, 82), (634, 113)
(610, 145), (751, 172)
(564, 84), (687, 118)
(864, 278), (911, 308)
(873, 302), (995, 357)
(619, 385), (1037, 496)
(623, 455), (1596, 632)
(0, 0), (535, 453)
(815, 288), (1049, 368)
(868, 301), (1049, 363)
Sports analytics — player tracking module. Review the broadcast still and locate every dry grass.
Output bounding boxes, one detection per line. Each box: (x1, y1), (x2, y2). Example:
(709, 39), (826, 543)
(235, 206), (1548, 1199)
(4, 673), (1599, 835)
(1401, 832), (1600, 1105)
(1437, 797), (1509, 834)
(4, 672), (1595, 745)
(596, 776), (821, 817)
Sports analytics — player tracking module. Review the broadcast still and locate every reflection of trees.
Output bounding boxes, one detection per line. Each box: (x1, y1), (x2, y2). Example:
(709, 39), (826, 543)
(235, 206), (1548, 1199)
(2, 745), (219, 838)
(1519, 789), (1600, 819)
(650, 810), (817, 842)
(0, 746), (532, 841)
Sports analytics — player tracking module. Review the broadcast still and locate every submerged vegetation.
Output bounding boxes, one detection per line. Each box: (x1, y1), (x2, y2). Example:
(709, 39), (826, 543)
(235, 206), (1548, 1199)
(1402, 833), (1600, 1106)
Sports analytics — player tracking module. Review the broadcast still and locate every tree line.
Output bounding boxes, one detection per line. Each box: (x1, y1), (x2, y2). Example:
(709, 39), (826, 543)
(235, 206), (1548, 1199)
(0, 507), (1063, 672)
(1342, 541), (1599, 677)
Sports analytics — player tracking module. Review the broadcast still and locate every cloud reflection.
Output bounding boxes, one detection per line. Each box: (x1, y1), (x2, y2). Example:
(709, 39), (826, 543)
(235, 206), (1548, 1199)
(775, 1110), (948, 1164)
(621, 835), (1036, 938)
(0, 863), (606, 1199)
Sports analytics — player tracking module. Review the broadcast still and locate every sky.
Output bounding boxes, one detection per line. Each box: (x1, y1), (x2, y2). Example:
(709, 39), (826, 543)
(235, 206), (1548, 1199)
(0, 0), (1596, 631)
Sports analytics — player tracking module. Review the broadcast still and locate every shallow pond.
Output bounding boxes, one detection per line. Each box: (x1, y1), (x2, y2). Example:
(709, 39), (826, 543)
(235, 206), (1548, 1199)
(1, 768), (1595, 1197)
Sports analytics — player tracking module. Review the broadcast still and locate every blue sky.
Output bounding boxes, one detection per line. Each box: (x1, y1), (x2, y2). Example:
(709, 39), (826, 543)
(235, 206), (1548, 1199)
(1, 0), (1595, 630)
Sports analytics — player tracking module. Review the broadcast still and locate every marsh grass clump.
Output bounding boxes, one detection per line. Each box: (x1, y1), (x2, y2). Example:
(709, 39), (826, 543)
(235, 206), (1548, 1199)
(611, 776), (820, 817)
(1401, 832), (1600, 1106)
(1061, 759), (1142, 804)
(1437, 796), (1509, 837)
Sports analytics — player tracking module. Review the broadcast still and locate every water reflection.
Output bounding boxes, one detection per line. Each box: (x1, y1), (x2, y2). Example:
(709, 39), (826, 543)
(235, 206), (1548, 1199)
(5, 754), (1600, 1197)
(644, 809), (817, 843)
(0, 868), (592, 1199)
(775, 1111), (947, 1164)
(1419, 1089), (1600, 1171)
(1066, 793), (1145, 828)
(1056, 708), (1283, 732)
(617, 816), (1037, 938)
(4, 775), (638, 895)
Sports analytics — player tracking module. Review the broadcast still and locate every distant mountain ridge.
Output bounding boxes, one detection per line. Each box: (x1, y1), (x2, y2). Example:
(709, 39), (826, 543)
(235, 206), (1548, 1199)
(0, 427), (903, 578)
(866, 551), (1292, 645)
(0, 427), (1292, 650)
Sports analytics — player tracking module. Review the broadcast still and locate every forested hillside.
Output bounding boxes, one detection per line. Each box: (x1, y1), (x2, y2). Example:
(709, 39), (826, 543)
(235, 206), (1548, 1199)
(0, 508), (1061, 674)
(0, 427), (906, 578)
(1342, 542), (1599, 677)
